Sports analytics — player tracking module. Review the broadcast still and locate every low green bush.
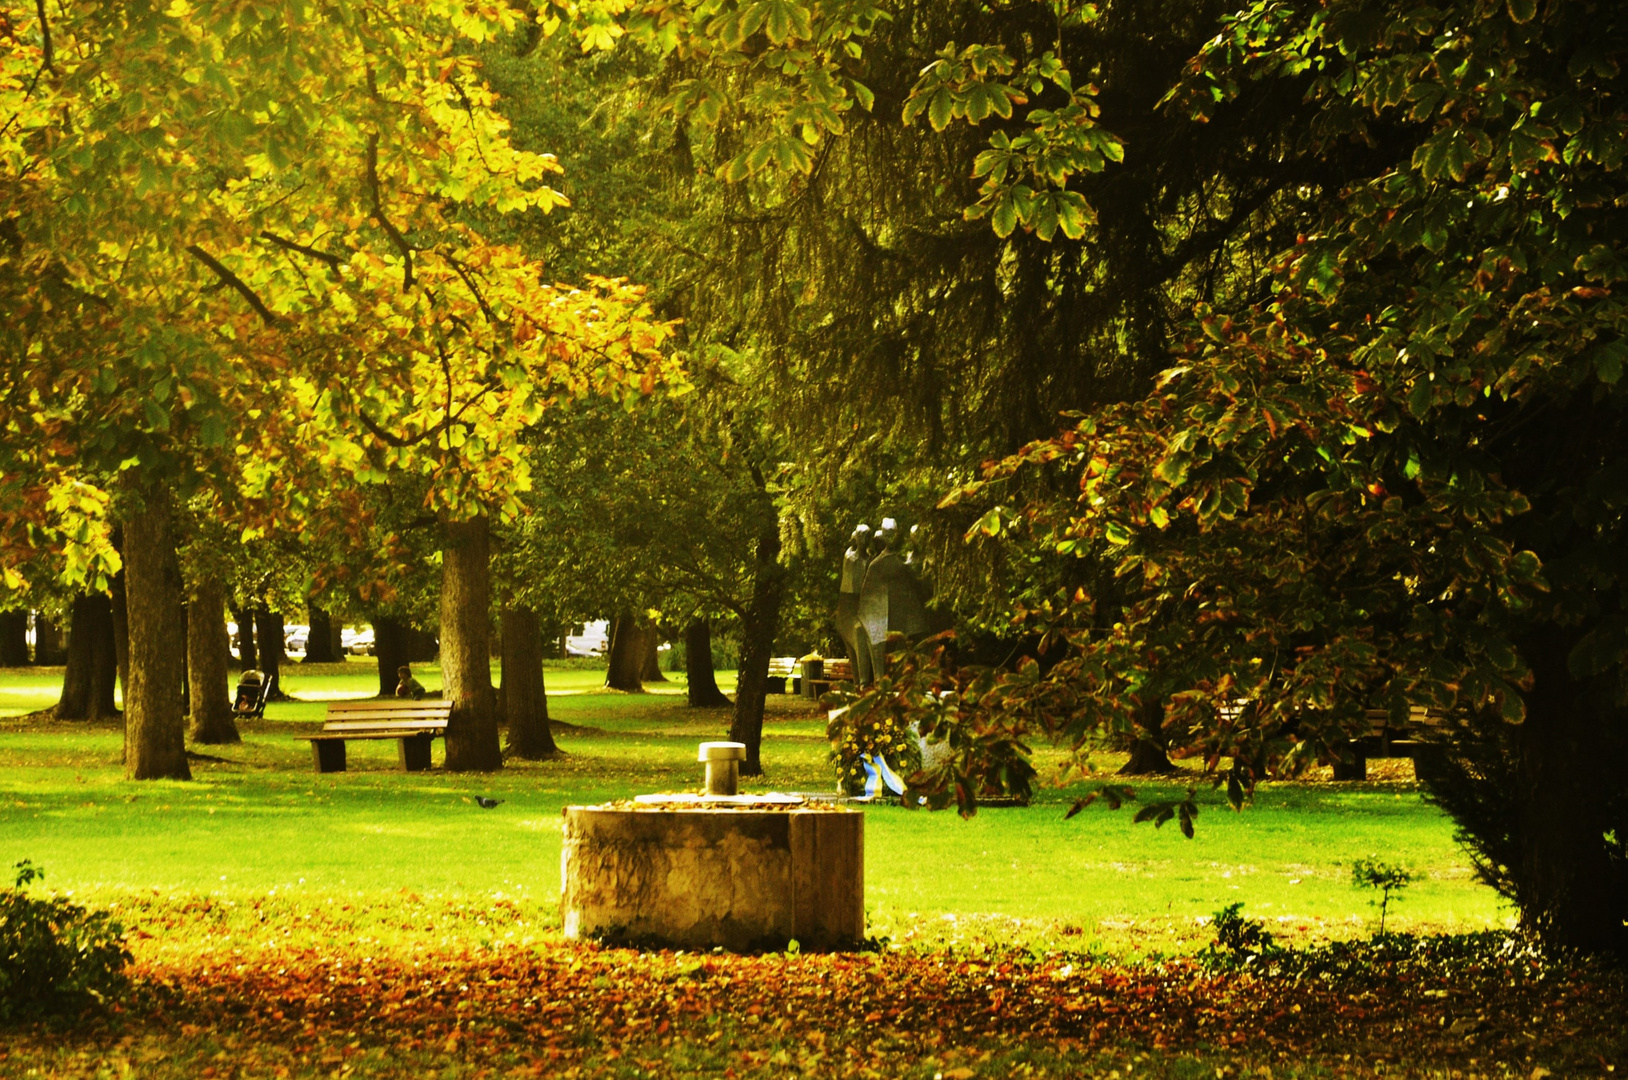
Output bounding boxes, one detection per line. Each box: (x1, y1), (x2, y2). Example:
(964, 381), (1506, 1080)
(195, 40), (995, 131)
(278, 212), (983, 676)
(0, 861), (131, 1022)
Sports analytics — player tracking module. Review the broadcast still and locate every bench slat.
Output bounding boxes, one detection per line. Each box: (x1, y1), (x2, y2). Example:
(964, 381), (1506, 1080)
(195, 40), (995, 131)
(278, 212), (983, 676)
(320, 720), (446, 733)
(323, 710), (449, 718)
(325, 700), (450, 712)
(308, 731), (443, 742)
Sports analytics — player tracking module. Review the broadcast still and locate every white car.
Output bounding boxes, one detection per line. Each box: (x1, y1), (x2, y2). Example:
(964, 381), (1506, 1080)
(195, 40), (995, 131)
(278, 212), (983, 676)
(341, 627), (375, 655)
(565, 620), (608, 657)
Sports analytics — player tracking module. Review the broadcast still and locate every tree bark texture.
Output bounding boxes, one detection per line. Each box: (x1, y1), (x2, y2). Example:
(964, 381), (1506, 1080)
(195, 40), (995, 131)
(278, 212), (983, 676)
(0, 610), (28, 667)
(373, 616), (409, 697)
(729, 523), (786, 777)
(684, 618), (732, 708)
(440, 514), (501, 771)
(304, 604), (343, 663)
(253, 607), (287, 697)
(502, 605), (558, 759)
(33, 614), (66, 664)
(604, 616), (646, 692)
(122, 489), (190, 781)
(187, 579), (239, 744)
(641, 626), (668, 682)
(55, 593), (119, 721)
(1513, 629), (1628, 957)
(406, 626), (440, 663)
(230, 602), (257, 670)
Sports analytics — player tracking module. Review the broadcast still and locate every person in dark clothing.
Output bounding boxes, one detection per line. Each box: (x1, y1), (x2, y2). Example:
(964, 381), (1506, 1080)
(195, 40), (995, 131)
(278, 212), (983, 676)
(395, 665), (426, 700)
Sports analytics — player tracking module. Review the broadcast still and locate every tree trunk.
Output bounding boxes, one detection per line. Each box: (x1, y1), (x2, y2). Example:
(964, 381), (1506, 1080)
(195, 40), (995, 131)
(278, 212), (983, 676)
(1513, 629), (1628, 957)
(502, 605), (558, 759)
(406, 626), (440, 662)
(0, 610), (28, 667)
(231, 602), (258, 670)
(729, 522), (786, 777)
(55, 593), (119, 721)
(187, 579), (238, 744)
(1119, 698), (1180, 775)
(304, 604), (343, 663)
(604, 616), (646, 692)
(253, 607), (288, 698)
(111, 569), (129, 713)
(122, 488), (190, 781)
(33, 614), (66, 664)
(684, 618), (732, 708)
(641, 626), (668, 682)
(440, 513), (501, 771)
(373, 616), (409, 697)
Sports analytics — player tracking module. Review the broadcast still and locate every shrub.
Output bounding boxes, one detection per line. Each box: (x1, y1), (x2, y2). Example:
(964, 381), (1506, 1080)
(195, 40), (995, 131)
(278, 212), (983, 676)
(1199, 902), (1281, 969)
(0, 861), (131, 1022)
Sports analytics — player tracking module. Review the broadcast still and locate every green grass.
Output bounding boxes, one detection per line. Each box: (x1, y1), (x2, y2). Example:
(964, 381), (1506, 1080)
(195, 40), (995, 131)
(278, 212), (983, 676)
(0, 665), (1509, 961)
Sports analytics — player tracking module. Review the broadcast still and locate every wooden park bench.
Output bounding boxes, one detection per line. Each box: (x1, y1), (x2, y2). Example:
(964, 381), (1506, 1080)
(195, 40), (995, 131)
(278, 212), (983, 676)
(302, 698), (452, 774)
(1335, 707), (1446, 780)
(766, 656), (799, 694)
(800, 657), (852, 701)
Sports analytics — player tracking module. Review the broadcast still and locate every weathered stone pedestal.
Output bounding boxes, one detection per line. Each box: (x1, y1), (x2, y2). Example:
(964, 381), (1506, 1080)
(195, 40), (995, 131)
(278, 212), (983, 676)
(561, 801), (864, 951)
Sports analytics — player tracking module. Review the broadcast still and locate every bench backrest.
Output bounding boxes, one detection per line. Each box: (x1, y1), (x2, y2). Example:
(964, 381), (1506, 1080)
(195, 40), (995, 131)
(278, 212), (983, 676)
(322, 699), (452, 732)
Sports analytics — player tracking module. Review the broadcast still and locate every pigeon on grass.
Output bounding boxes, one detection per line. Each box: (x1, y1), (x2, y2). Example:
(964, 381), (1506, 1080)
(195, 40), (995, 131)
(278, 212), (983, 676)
(475, 796), (504, 809)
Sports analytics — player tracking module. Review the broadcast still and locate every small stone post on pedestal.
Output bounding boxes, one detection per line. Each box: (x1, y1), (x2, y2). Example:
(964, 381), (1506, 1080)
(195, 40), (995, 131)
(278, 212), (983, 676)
(699, 741), (746, 796)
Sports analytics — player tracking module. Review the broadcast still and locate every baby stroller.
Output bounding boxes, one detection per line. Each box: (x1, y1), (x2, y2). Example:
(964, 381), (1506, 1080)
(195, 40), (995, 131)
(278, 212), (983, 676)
(232, 670), (276, 718)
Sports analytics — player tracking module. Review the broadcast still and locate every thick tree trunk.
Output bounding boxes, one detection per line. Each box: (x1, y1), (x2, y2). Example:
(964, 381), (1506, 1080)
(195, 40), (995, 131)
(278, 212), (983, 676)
(122, 488), (190, 781)
(502, 606), (558, 759)
(373, 616), (410, 697)
(604, 616), (646, 692)
(187, 579), (238, 744)
(33, 614), (66, 664)
(641, 626), (668, 682)
(304, 605), (343, 663)
(1514, 630), (1628, 957)
(111, 570), (129, 712)
(729, 524), (786, 777)
(230, 602), (257, 670)
(684, 618), (732, 708)
(55, 593), (119, 721)
(253, 607), (287, 698)
(1119, 698), (1180, 776)
(440, 513), (501, 772)
(406, 626), (440, 663)
(0, 610), (28, 667)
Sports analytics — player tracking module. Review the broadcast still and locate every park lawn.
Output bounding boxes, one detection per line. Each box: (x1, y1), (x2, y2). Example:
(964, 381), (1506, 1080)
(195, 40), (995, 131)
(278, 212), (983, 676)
(0, 666), (1507, 962)
(4, 667), (1620, 1079)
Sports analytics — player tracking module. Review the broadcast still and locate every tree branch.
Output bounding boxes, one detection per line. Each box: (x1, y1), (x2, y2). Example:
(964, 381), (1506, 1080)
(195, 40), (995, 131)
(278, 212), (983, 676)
(444, 253), (498, 325)
(34, 0), (53, 73)
(365, 134), (414, 291)
(258, 230), (345, 270)
(184, 244), (283, 327)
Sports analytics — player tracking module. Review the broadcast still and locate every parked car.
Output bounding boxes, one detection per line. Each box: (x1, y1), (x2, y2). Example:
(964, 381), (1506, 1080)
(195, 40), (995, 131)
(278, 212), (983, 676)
(342, 627), (375, 656)
(565, 620), (608, 657)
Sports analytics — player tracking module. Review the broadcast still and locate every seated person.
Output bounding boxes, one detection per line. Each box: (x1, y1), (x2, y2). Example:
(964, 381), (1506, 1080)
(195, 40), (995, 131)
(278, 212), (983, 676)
(395, 665), (426, 700)
(232, 670), (265, 714)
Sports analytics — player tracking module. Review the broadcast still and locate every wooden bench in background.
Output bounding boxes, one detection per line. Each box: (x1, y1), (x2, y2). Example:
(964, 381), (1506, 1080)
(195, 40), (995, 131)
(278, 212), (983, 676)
(1335, 707), (1446, 780)
(800, 657), (852, 701)
(766, 656), (799, 694)
(303, 699), (452, 773)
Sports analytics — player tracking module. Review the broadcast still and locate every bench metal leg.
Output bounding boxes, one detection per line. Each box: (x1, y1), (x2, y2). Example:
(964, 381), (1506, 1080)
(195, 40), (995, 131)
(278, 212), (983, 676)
(399, 734), (433, 771)
(313, 740), (346, 774)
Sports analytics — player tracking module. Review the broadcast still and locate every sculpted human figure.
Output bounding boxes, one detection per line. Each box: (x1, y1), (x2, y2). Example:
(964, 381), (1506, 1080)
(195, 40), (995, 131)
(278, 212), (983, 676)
(835, 524), (871, 681)
(835, 517), (937, 684)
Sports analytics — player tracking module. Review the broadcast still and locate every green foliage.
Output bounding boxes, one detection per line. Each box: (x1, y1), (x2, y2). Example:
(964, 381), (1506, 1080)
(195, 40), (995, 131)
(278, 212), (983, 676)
(1351, 859), (1417, 936)
(1199, 902), (1280, 969)
(0, 861), (131, 1022)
